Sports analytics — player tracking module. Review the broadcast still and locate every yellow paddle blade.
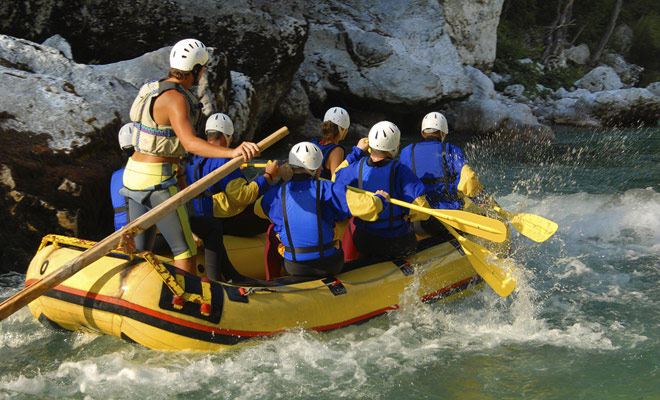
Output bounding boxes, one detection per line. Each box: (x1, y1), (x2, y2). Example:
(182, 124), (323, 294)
(508, 212), (558, 243)
(493, 206), (558, 243)
(444, 223), (516, 297)
(428, 208), (508, 243)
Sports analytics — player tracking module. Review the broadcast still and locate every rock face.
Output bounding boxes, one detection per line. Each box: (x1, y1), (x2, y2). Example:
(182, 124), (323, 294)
(297, 1), (473, 109)
(441, 0), (505, 69)
(0, 0), (309, 141)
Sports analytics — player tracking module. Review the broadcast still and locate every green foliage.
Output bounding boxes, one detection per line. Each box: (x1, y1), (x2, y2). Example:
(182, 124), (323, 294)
(630, 13), (660, 84)
(497, 0), (660, 86)
(496, 22), (534, 60)
(493, 58), (588, 97)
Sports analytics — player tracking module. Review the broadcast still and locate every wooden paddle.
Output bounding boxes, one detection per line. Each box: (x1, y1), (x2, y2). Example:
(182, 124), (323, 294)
(441, 222), (516, 297)
(0, 127), (289, 322)
(334, 182), (508, 243)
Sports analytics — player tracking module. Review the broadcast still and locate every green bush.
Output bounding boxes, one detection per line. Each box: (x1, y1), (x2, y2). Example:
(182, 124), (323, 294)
(630, 13), (660, 84)
(493, 58), (587, 97)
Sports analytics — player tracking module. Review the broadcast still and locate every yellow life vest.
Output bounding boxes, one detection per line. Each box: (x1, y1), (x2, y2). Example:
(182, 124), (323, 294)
(129, 80), (202, 158)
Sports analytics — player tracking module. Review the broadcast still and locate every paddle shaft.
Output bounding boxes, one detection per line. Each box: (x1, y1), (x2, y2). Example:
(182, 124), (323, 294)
(334, 182), (507, 242)
(0, 127), (289, 322)
(242, 163), (268, 168)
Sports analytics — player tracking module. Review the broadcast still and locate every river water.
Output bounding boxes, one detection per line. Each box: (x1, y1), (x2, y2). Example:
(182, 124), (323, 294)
(1, 127), (658, 399)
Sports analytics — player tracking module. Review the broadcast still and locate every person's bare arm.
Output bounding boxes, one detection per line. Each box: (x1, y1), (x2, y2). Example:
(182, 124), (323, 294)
(326, 146), (345, 176)
(157, 91), (260, 161)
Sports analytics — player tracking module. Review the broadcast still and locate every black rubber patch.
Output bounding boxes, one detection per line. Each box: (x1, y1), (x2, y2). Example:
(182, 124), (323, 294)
(450, 239), (465, 255)
(158, 266), (224, 324)
(394, 259), (415, 276)
(224, 285), (249, 303)
(322, 277), (347, 296)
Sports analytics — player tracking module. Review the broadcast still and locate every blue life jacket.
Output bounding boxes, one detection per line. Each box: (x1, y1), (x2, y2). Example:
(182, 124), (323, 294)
(262, 175), (348, 262)
(400, 138), (465, 210)
(309, 138), (341, 180)
(111, 168), (128, 230)
(353, 158), (409, 237)
(186, 155), (242, 217)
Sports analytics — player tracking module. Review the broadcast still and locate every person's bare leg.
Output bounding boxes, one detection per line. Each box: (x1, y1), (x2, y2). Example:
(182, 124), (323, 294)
(174, 255), (199, 276)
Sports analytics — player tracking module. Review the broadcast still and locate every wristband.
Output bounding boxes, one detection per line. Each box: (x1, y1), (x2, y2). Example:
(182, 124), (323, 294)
(264, 172), (272, 181)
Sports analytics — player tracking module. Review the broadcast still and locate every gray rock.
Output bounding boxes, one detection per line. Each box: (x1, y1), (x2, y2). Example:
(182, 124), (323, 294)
(275, 81), (310, 133)
(603, 53), (643, 87)
(441, 0), (504, 69)
(565, 44), (590, 65)
(575, 66), (623, 92)
(452, 67), (550, 140)
(300, 1), (472, 106)
(0, 35), (134, 151)
(646, 82), (660, 97)
(577, 88), (660, 126)
(503, 84), (525, 98)
(227, 72), (257, 141)
(42, 34), (73, 60)
(610, 24), (634, 56)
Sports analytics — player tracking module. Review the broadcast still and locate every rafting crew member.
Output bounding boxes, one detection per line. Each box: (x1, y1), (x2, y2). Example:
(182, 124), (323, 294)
(121, 38), (259, 276)
(399, 112), (485, 237)
(185, 112), (279, 281)
(309, 107), (350, 180)
(187, 112), (275, 237)
(254, 142), (388, 278)
(334, 121), (431, 259)
(111, 123), (136, 231)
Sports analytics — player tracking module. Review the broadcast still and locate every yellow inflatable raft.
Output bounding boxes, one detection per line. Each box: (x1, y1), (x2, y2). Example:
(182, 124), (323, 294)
(26, 233), (483, 351)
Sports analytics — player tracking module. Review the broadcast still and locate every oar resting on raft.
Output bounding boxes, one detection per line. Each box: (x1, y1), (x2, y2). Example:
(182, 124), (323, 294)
(338, 183), (515, 297)
(0, 127), (290, 323)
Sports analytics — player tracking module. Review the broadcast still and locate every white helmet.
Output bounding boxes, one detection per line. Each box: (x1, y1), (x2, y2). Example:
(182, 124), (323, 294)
(368, 121), (400, 153)
(289, 142), (323, 175)
(169, 39), (209, 72)
(323, 107), (350, 130)
(118, 123), (134, 150)
(421, 112), (448, 135)
(205, 113), (234, 143)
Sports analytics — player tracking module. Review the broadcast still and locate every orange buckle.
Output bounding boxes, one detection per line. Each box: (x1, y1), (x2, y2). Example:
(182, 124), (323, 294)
(172, 295), (185, 309)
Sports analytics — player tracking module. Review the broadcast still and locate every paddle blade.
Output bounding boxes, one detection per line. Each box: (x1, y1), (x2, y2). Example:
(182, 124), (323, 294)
(457, 234), (516, 297)
(508, 212), (558, 243)
(431, 209), (508, 243)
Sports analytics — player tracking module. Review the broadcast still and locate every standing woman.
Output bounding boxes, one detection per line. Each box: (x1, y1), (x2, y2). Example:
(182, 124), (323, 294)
(309, 107), (350, 179)
(121, 38), (259, 276)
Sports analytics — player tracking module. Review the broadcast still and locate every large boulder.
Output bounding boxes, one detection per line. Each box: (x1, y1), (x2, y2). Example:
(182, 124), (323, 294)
(442, 0), (505, 69)
(603, 53), (644, 87)
(565, 44), (591, 65)
(577, 88), (660, 126)
(0, 0), (308, 141)
(298, 1), (473, 109)
(575, 66), (624, 92)
(534, 87), (660, 127)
